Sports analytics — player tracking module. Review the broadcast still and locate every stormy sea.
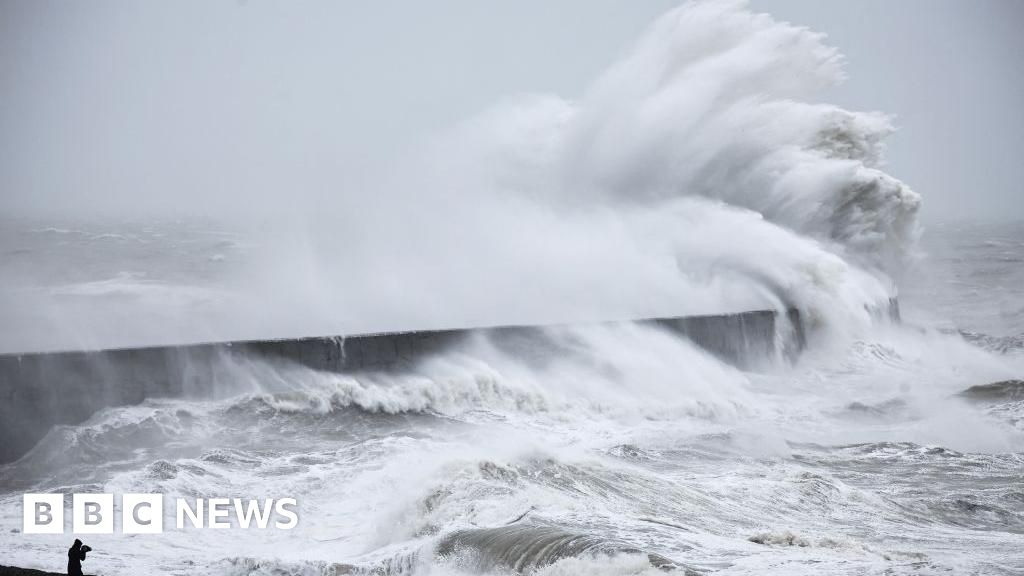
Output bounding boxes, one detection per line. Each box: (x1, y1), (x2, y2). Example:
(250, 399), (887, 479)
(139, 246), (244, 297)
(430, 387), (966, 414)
(1, 3), (1022, 575)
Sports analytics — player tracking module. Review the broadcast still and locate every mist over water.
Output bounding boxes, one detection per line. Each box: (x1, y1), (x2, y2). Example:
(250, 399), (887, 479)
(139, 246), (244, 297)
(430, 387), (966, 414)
(2, 2), (1023, 576)
(2, 1), (916, 353)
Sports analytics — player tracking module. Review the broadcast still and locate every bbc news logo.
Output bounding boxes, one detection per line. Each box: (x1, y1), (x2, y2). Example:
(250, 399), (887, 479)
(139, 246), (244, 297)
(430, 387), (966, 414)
(23, 494), (298, 534)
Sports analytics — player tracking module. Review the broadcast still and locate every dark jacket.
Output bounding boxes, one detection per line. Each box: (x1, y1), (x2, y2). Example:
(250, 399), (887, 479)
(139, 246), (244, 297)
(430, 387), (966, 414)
(67, 539), (87, 576)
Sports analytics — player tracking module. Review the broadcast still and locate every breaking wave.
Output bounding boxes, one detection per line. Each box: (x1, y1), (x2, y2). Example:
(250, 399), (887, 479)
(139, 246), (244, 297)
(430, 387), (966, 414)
(406, 0), (920, 338)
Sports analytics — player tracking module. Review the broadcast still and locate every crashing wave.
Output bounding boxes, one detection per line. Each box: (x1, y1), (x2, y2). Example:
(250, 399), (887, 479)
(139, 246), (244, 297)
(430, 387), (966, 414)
(401, 0), (921, 341)
(959, 330), (1024, 355)
(435, 524), (699, 575)
(958, 380), (1024, 403)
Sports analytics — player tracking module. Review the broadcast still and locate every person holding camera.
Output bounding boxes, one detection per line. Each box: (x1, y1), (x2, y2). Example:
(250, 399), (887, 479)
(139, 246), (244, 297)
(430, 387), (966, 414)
(67, 539), (91, 576)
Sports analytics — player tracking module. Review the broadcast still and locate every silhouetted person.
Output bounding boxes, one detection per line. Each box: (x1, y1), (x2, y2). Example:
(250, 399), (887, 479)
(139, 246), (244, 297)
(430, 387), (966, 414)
(67, 539), (90, 576)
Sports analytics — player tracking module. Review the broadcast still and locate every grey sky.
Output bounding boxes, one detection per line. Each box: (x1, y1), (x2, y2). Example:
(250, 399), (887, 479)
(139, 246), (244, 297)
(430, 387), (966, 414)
(1, 0), (1021, 221)
(750, 0), (1024, 222)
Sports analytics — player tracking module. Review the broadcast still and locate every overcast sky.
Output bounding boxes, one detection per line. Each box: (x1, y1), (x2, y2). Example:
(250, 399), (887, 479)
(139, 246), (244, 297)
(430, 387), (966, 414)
(1, 0), (1021, 222)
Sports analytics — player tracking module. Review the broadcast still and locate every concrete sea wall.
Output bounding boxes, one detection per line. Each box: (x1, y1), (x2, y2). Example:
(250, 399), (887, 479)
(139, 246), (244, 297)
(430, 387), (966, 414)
(0, 308), (802, 463)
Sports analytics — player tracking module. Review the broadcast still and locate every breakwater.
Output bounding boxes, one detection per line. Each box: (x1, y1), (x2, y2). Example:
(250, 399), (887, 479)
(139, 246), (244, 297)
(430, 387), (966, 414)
(0, 308), (802, 463)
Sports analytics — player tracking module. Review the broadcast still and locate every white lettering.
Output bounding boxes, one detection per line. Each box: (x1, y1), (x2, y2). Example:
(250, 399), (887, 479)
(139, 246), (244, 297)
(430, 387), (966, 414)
(208, 498), (231, 529)
(176, 498), (204, 529)
(233, 498), (273, 529)
(274, 498), (298, 530)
